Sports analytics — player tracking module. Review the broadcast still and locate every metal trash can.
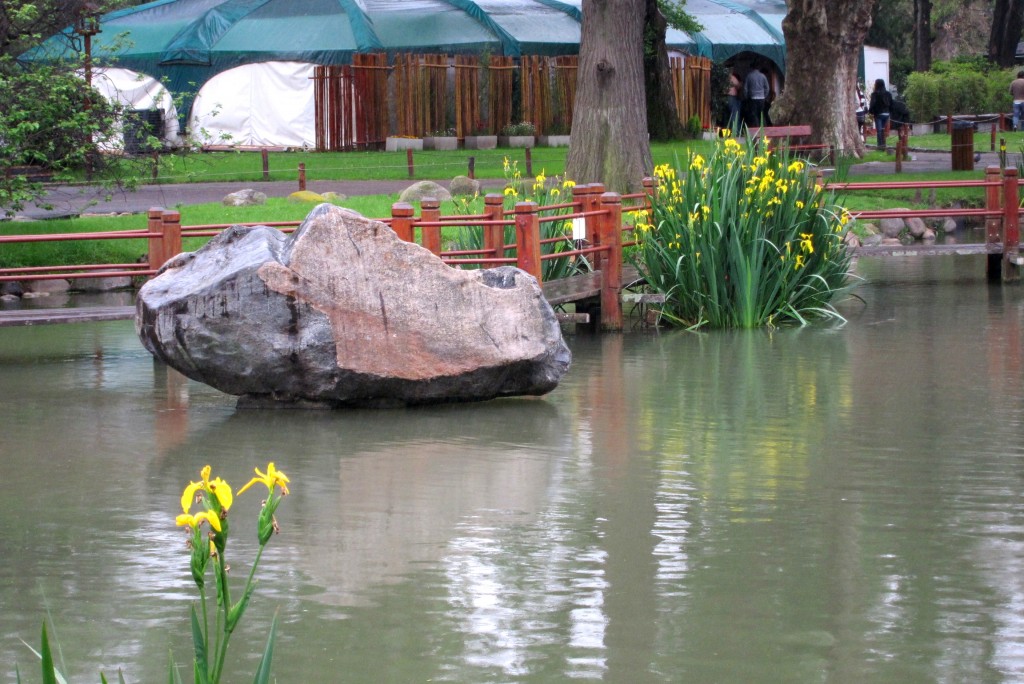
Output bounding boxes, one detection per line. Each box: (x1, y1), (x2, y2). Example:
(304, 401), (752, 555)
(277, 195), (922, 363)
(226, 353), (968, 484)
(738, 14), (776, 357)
(951, 120), (975, 171)
(123, 109), (165, 155)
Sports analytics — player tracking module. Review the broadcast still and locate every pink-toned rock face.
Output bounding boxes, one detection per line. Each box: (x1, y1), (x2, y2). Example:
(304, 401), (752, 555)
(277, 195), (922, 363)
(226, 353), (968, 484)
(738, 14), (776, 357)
(136, 204), (571, 408)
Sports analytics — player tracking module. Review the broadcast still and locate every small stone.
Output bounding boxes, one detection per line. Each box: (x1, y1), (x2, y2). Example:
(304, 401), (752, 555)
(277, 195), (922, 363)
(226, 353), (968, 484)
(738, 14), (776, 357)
(922, 228), (937, 241)
(321, 192), (347, 203)
(906, 217), (927, 238)
(288, 190), (325, 203)
(879, 214), (907, 238)
(223, 189), (267, 207)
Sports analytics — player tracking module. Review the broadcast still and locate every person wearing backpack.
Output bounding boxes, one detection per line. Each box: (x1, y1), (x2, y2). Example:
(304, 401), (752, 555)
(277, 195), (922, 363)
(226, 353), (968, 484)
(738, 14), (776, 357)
(868, 79), (893, 149)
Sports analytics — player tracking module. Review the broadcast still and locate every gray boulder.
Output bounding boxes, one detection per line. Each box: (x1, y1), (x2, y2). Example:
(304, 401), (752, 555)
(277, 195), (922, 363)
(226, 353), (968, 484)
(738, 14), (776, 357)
(879, 214), (907, 238)
(449, 175), (481, 197)
(135, 204), (570, 408)
(906, 217), (928, 238)
(399, 180), (451, 204)
(223, 188), (267, 206)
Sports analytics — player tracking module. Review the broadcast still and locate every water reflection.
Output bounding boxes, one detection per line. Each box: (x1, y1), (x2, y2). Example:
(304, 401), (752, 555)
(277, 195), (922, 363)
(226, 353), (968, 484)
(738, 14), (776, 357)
(1, 259), (1023, 683)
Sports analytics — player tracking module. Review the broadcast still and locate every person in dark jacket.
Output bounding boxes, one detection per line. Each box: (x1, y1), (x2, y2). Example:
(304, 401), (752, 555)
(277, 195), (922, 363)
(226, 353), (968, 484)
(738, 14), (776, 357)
(868, 78), (892, 149)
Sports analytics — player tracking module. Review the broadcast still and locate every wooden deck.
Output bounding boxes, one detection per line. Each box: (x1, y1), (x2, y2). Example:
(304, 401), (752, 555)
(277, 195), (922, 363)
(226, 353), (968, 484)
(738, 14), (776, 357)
(0, 305), (135, 327)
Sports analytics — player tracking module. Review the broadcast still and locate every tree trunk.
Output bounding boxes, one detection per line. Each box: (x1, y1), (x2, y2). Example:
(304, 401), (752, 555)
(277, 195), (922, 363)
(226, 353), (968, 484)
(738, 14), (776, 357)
(644, 0), (684, 141)
(566, 0), (652, 193)
(988, 0), (1024, 68)
(770, 0), (876, 158)
(913, 0), (932, 72)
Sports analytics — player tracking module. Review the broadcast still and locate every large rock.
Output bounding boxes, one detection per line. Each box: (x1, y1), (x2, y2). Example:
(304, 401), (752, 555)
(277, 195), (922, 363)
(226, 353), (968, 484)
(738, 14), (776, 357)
(449, 175), (481, 197)
(135, 204), (570, 408)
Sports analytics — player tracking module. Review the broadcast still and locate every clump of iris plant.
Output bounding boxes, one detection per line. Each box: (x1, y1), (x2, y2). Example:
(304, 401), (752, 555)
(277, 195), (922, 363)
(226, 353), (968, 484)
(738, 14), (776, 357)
(175, 463), (291, 684)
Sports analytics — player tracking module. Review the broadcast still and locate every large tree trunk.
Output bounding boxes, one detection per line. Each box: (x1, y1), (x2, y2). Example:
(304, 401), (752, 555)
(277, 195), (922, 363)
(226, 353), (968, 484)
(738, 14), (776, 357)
(566, 0), (652, 194)
(988, 0), (1024, 68)
(770, 0), (876, 158)
(644, 0), (684, 141)
(913, 0), (932, 71)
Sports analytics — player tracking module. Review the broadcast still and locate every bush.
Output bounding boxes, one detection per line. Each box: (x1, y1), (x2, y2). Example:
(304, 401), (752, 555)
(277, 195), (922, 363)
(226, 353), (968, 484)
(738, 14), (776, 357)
(905, 65), (1018, 122)
(629, 136), (856, 328)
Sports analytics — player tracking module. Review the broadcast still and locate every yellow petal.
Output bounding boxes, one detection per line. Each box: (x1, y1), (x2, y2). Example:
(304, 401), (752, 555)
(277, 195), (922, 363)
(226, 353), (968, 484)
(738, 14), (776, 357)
(195, 510), (222, 532)
(200, 465), (211, 486)
(180, 481), (203, 514)
(236, 476), (264, 497)
(209, 478), (233, 510)
(176, 513), (196, 528)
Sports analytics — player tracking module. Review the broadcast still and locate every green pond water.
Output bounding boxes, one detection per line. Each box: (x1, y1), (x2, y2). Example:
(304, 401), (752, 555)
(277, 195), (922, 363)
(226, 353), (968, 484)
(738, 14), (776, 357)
(1, 256), (1022, 683)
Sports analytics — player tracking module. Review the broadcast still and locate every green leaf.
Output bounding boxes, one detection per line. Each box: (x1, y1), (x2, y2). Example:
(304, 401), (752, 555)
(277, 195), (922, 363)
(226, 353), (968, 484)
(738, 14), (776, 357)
(100, 673), (108, 684)
(40, 622), (59, 684)
(226, 581), (257, 634)
(252, 613), (279, 684)
(168, 650), (183, 684)
(190, 604), (210, 684)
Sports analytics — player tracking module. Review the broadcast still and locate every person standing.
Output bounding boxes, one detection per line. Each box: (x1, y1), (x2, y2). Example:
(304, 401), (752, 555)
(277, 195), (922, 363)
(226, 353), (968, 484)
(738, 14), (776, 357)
(743, 67), (770, 129)
(868, 78), (892, 149)
(726, 71), (742, 133)
(1011, 70), (1024, 131)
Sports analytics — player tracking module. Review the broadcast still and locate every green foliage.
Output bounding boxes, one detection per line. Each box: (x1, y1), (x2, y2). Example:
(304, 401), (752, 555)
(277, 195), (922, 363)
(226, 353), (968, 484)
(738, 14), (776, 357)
(904, 66), (1018, 122)
(630, 137), (856, 328)
(657, 0), (702, 34)
(684, 114), (702, 139)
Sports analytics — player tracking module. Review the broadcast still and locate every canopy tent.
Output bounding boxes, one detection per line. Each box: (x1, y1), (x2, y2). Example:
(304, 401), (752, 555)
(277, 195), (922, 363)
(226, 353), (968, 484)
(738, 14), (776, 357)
(22, 0), (789, 147)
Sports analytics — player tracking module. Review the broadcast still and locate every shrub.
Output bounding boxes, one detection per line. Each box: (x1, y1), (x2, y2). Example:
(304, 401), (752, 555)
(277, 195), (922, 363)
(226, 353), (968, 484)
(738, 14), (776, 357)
(629, 136), (856, 328)
(905, 66), (1017, 122)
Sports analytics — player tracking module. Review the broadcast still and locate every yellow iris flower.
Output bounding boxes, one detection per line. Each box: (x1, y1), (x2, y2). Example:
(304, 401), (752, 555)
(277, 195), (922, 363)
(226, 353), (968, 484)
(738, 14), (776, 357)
(237, 462), (291, 497)
(176, 509), (222, 532)
(180, 465), (233, 513)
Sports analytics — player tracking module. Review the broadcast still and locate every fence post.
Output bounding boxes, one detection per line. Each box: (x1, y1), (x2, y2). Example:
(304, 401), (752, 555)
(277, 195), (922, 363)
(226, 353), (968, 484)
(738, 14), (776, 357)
(1003, 167), (1020, 283)
(946, 115), (953, 136)
(298, 162), (306, 191)
(391, 202), (415, 243)
(525, 147), (533, 177)
(407, 148), (415, 179)
(599, 192), (623, 331)
(262, 148), (270, 181)
(985, 166), (1003, 281)
(159, 210), (182, 271)
(468, 156), (476, 179)
(420, 198), (442, 255)
(483, 194), (505, 264)
(514, 201), (542, 281)
(992, 121), (997, 152)
(147, 207), (165, 272)
(642, 177), (656, 213)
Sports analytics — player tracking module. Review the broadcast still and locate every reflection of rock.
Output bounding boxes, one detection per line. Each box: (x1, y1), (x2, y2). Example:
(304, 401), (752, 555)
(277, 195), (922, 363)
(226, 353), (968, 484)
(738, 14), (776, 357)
(136, 204), (570, 407)
(154, 398), (566, 607)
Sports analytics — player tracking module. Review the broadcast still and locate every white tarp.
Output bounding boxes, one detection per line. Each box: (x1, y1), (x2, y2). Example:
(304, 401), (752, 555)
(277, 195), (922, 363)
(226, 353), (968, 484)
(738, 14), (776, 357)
(188, 62), (317, 148)
(90, 67), (181, 147)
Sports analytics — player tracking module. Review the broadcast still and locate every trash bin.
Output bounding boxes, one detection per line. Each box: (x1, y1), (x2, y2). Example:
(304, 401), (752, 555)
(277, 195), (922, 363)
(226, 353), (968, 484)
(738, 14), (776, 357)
(951, 120), (975, 171)
(123, 109), (165, 155)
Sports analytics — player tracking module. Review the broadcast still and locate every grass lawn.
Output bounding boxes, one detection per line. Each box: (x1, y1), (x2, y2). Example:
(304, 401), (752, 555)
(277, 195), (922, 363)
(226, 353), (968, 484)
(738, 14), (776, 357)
(906, 130), (1024, 152)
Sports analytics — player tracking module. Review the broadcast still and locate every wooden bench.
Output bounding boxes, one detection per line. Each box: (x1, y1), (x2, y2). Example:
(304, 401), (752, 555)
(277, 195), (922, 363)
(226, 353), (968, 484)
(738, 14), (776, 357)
(752, 125), (830, 159)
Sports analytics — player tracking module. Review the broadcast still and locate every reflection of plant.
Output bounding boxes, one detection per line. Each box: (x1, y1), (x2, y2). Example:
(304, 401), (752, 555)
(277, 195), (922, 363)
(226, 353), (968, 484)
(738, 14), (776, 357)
(500, 121), (536, 137)
(631, 133), (856, 328)
(175, 463), (291, 683)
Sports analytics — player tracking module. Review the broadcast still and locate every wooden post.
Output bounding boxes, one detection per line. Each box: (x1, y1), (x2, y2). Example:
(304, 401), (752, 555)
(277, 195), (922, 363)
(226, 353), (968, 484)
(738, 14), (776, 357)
(599, 192), (623, 331)
(894, 134), (903, 173)
(468, 156), (476, 179)
(407, 148), (415, 179)
(985, 166), (1003, 281)
(992, 121), (997, 152)
(946, 114), (953, 135)
(420, 198), (441, 255)
(298, 162), (306, 191)
(642, 177), (656, 213)
(147, 207), (165, 272)
(160, 210), (182, 270)
(483, 194), (505, 263)
(514, 201), (542, 281)
(1003, 168), (1020, 283)
(391, 202), (415, 243)
(525, 147), (533, 177)
(262, 148), (270, 181)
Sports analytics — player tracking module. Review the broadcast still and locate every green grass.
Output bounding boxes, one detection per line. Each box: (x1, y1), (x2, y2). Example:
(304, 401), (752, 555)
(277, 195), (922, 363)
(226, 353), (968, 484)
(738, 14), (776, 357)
(73, 141), (719, 185)
(906, 130), (1024, 151)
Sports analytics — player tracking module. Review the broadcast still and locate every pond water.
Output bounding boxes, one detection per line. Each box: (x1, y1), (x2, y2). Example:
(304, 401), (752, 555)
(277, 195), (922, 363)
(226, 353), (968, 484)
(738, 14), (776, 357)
(1, 256), (1023, 683)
